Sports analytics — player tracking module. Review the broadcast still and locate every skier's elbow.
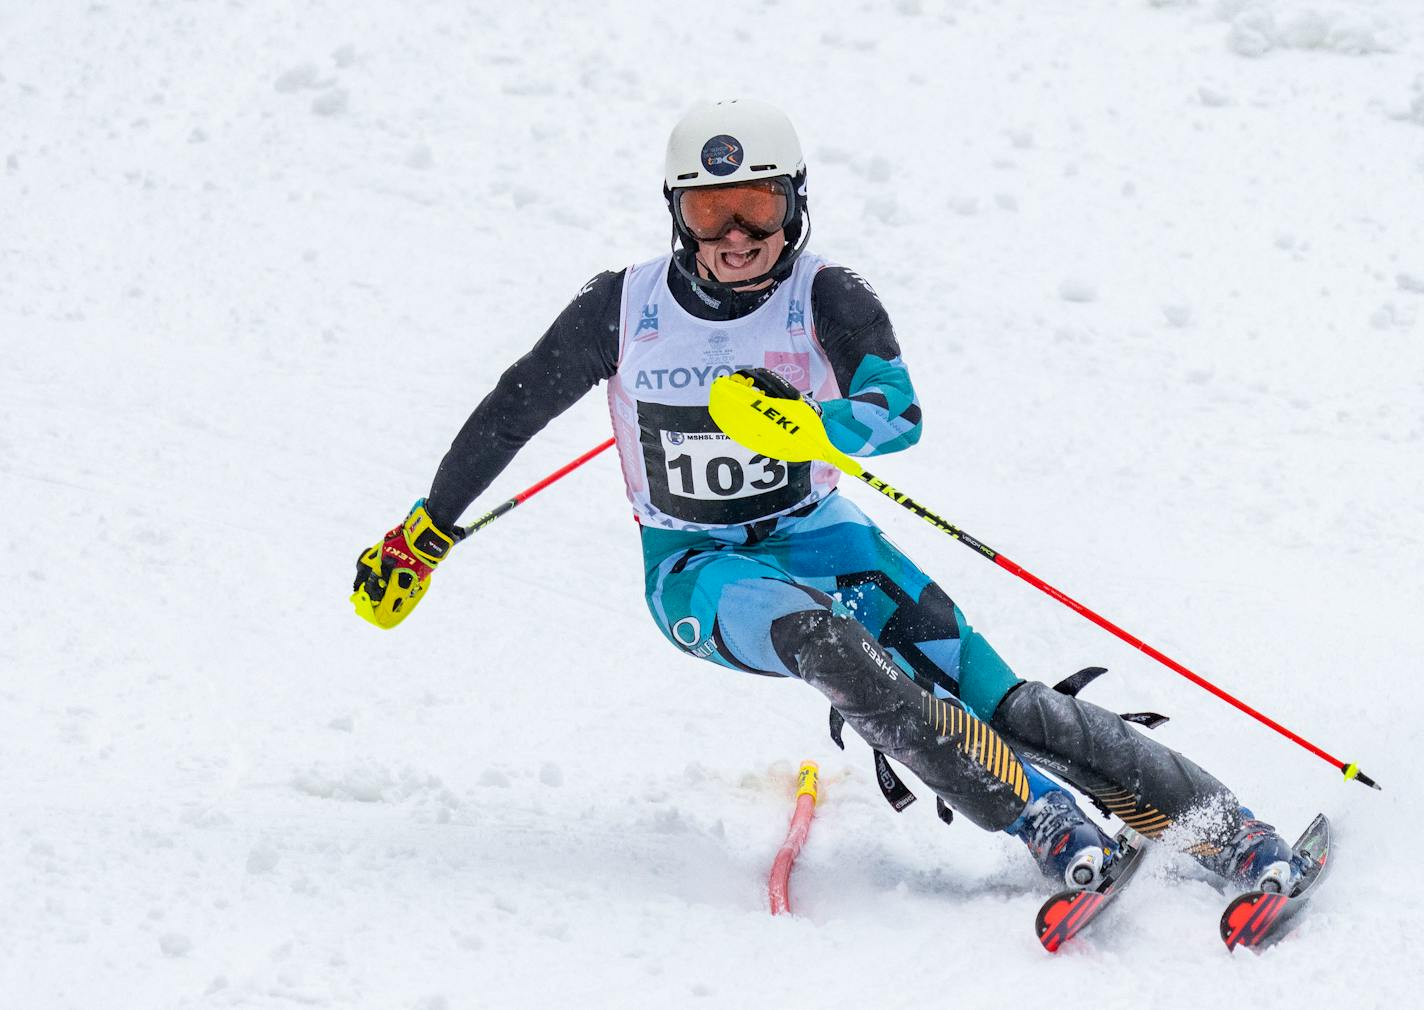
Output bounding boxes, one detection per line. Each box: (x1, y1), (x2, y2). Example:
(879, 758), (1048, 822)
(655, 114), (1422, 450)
(868, 417), (921, 457)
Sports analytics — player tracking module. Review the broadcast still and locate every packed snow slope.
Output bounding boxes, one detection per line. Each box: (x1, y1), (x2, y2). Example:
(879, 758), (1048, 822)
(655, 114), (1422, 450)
(3, 2), (1423, 1008)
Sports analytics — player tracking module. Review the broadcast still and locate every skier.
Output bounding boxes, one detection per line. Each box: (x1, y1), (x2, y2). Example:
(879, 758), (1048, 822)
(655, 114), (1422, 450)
(354, 98), (1306, 895)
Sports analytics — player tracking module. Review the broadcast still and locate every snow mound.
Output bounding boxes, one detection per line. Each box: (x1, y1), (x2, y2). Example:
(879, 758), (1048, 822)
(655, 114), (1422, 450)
(1216, 1), (1400, 57)
(291, 762), (458, 807)
(1058, 277), (1099, 303)
(1407, 74), (1424, 125)
(158, 932), (192, 957)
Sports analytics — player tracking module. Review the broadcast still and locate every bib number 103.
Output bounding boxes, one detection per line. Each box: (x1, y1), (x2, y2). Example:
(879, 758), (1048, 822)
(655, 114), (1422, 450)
(663, 434), (787, 501)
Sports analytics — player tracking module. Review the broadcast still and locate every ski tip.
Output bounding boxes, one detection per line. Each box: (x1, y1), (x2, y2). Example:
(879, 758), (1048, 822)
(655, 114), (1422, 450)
(1344, 763), (1381, 791)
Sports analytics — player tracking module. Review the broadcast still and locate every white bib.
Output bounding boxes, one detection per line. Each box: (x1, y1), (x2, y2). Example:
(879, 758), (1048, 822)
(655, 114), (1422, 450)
(606, 253), (842, 530)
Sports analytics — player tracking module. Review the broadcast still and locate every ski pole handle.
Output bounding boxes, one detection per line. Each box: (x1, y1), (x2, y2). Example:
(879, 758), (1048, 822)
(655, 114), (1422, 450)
(458, 437), (615, 538)
(707, 377), (1380, 791)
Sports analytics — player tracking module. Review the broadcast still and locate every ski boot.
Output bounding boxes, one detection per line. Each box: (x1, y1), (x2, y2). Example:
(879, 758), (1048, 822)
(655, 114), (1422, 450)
(1201, 811), (1311, 894)
(1013, 789), (1120, 890)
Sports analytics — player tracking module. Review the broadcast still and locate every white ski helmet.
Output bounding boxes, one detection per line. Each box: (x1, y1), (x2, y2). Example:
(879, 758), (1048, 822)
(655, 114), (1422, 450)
(664, 98), (804, 190)
(662, 98), (811, 289)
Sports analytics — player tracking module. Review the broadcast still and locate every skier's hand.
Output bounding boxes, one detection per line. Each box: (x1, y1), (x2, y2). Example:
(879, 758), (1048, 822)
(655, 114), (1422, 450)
(731, 367), (822, 415)
(351, 500), (462, 630)
(712, 371), (857, 471)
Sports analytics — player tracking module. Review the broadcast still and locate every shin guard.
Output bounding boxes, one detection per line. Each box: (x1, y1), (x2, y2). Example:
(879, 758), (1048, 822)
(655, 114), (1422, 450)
(772, 610), (1030, 832)
(990, 681), (1241, 843)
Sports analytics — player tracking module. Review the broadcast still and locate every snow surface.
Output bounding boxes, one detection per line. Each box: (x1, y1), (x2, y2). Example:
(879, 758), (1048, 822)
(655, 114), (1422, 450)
(3, 1), (1423, 1008)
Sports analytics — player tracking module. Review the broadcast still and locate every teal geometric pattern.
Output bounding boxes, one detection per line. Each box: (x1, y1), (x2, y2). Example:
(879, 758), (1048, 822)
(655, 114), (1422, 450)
(821, 354), (922, 457)
(641, 491), (1022, 719)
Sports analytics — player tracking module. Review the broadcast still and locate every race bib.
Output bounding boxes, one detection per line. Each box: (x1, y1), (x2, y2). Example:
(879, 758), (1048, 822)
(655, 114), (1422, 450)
(637, 401), (810, 525)
(662, 430), (788, 501)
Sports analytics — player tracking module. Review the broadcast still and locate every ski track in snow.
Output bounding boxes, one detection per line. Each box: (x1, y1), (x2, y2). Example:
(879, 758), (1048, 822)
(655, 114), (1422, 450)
(2, 1), (1422, 1008)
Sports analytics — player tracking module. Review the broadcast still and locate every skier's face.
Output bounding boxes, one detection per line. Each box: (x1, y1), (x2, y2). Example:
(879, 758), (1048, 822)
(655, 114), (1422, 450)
(694, 225), (786, 289)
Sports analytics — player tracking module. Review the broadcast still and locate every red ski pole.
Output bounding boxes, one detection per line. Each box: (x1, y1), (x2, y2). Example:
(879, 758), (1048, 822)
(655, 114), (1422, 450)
(852, 468), (1382, 791)
(707, 376), (1382, 791)
(458, 437), (615, 537)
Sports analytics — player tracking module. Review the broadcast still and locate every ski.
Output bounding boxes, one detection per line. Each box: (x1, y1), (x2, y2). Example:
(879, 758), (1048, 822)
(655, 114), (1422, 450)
(1220, 812), (1331, 952)
(1035, 832), (1147, 953)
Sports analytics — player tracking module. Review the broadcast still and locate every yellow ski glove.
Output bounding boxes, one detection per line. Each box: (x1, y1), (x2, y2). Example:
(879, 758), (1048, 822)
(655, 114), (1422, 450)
(351, 500), (461, 629)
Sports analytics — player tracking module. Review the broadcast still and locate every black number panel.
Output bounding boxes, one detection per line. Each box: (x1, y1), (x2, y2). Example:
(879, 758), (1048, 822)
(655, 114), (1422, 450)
(637, 401), (811, 525)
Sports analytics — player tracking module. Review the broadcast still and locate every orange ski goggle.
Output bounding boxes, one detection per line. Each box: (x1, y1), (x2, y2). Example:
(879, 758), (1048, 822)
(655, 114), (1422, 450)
(674, 179), (794, 241)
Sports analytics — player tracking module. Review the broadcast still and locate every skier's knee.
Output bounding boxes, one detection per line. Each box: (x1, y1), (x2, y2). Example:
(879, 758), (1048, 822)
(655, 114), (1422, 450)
(769, 607), (886, 684)
(955, 625), (1022, 719)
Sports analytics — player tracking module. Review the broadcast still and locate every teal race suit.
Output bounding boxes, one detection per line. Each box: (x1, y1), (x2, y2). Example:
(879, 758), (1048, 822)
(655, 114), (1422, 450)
(425, 252), (1020, 720)
(421, 251), (1250, 843)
